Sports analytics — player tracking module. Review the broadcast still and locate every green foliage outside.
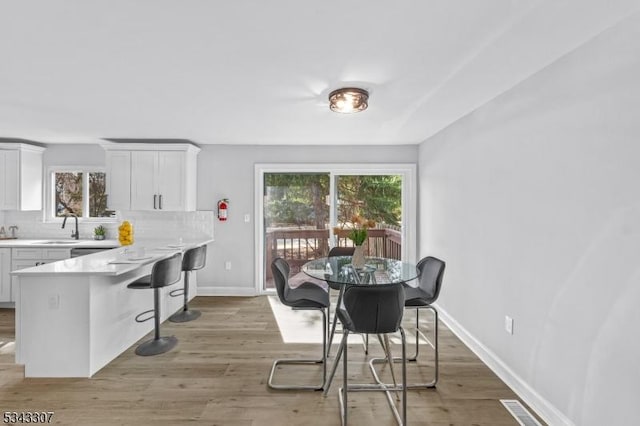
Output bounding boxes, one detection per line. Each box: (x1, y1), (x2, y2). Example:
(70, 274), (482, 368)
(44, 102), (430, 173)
(265, 173), (402, 229)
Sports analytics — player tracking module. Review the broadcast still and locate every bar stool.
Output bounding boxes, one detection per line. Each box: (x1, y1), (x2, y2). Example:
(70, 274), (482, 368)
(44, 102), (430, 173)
(370, 256), (445, 389)
(169, 244), (207, 323)
(268, 257), (329, 390)
(325, 282), (407, 425)
(127, 252), (182, 356)
(325, 246), (355, 356)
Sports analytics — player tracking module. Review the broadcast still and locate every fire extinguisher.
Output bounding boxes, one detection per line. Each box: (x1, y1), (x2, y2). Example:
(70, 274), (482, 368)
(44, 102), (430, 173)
(217, 199), (229, 221)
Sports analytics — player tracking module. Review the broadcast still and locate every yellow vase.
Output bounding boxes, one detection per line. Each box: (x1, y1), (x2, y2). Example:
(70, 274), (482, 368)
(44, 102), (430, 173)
(118, 220), (134, 246)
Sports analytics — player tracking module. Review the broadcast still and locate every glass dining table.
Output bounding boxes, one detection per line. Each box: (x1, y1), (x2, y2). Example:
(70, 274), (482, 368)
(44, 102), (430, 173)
(302, 256), (419, 397)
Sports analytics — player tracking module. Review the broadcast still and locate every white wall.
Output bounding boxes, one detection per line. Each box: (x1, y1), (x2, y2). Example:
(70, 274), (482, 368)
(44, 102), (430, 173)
(418, 13), (640, 426)
(196, 144), (418, 294)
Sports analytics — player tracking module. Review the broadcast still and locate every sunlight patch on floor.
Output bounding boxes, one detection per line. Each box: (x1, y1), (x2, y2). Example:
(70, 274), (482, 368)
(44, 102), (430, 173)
(268, 296), (362, 344)
(267, 296), (436, 348)
(0, 341), (15, 355)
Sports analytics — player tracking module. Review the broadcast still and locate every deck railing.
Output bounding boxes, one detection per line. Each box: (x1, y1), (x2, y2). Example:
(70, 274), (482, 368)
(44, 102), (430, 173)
(265, 226), (402, 280)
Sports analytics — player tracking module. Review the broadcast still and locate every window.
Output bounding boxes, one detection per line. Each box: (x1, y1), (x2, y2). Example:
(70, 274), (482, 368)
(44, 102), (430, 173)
(51, 169), (111, 219)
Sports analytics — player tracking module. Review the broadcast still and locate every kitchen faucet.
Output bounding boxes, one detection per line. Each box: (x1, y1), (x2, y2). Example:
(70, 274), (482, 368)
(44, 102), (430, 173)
(62, 214), (79, 240)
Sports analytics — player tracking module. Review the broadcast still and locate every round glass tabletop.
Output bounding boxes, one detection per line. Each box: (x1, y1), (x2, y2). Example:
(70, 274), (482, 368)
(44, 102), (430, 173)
(302, 256), (418, 285)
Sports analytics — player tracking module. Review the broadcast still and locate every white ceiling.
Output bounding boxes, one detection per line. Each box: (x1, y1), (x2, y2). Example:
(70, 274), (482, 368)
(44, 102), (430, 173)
(1, 1), (638, 146)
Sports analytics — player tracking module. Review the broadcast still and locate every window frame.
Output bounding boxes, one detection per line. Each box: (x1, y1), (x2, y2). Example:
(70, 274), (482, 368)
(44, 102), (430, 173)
(254, 163), (417, 295)
(45, 166), (115, 223)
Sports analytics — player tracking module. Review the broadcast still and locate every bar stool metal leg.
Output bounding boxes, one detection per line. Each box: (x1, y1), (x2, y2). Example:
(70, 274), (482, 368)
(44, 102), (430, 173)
(169, 270), (201, 323)
(135, 288), (178, 356)
(268, 307), (327, 390)
(369, 306), (439, 389)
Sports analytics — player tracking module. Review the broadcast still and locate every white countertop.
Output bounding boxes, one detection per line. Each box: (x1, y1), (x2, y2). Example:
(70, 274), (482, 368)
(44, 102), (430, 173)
(10, 238), (213, 277)
(0, 238), (120, 248)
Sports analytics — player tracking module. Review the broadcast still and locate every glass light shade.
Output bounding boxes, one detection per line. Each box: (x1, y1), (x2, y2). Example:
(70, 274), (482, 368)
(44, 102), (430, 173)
(329, 88), (369, 113)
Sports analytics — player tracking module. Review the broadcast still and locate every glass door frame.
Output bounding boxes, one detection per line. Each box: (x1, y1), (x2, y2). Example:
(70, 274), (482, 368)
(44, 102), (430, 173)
(255, 163), (417, 295)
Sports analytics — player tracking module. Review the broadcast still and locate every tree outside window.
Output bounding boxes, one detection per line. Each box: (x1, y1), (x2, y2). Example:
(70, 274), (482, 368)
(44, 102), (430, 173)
(54, 171), (110, 218)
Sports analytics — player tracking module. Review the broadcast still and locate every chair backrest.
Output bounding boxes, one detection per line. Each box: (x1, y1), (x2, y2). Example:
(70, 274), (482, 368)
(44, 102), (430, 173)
(415, 256), (446, 304)
(271, 257), (291, 305)
(328, 246), (355, 257)
(183, 245), (207, 272)
(338, 283), (405, 334)
(150, 252), (183, 288)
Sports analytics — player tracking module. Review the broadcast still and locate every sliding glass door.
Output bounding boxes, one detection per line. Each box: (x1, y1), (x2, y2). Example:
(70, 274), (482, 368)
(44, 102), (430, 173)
(256, 164), (416, 293)
(263, 173), (330, 290)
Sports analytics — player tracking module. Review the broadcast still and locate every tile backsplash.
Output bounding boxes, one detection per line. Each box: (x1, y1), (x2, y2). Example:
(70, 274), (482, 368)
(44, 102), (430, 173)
(1, 210), (214, 242)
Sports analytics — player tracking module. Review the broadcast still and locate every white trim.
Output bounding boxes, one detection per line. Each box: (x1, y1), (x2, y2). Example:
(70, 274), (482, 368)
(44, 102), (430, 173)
(99, 141), (201, 154)
(44, 165), (115, 223)
(197, 286), (258, 297)
(254, 163), (417, 296)
(437, 304), (574, 426)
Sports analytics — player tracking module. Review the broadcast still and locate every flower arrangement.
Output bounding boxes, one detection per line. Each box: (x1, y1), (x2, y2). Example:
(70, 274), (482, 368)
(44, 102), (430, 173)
(341, 214), (375, 246)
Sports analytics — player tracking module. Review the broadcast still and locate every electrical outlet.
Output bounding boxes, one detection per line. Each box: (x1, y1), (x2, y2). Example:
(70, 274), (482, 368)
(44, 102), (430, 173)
(244, 214), (250, 223)
(504, 315), (514, 335)
(225, 261), (232, 270)
(48, 294), (60, 310)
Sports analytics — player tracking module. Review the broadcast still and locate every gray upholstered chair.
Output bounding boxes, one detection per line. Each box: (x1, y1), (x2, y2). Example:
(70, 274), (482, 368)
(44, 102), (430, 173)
(325, 282), (407, 425)
(127, 252), (183, 356)
(371, 256), (445, 389)
(268, 257), (330, 390)
(325, 246), (355, 355)
(169, 245), (207, 323)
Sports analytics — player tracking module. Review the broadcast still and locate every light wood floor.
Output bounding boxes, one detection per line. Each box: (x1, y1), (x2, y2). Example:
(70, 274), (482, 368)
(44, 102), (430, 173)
(0, 296), (541, 425)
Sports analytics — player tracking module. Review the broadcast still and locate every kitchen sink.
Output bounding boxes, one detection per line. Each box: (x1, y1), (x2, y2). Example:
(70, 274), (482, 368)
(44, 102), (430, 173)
(40, 241), (79, 244)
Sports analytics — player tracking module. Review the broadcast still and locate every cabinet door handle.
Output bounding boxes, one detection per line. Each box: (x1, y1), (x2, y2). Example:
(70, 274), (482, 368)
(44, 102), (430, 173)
(154, 194), (158, 209)
(159, 194), (163, 210)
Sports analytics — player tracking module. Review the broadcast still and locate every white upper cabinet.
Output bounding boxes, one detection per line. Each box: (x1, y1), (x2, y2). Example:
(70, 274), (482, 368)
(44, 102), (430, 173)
(0, 143), (45, 211)
(102, 142), (200, 212)
(104, 150), (131, 211)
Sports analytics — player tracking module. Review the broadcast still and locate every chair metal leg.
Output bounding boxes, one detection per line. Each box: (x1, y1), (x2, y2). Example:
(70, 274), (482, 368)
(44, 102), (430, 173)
(369, 306), (439, 389)
(327, 286), (344, 357)
(268, 307), (327, 390)
(324, 330), (348, 395)
(337, 328), (407, 426)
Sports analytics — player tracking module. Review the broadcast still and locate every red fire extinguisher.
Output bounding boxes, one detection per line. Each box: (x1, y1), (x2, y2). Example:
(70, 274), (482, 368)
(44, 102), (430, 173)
(217, 199), (229, 221)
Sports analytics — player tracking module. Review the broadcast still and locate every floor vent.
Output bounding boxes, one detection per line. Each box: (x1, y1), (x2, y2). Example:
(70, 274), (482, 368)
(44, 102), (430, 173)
(500, 399), (543, 426)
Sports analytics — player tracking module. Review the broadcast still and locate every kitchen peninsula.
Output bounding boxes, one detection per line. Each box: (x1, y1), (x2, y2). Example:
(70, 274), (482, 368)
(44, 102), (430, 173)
(11, 237), (213, 378)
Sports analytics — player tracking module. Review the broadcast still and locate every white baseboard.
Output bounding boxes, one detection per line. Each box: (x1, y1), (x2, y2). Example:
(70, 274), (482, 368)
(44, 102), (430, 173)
(196, 285), (258, 297)
(436, 304), (573, 426)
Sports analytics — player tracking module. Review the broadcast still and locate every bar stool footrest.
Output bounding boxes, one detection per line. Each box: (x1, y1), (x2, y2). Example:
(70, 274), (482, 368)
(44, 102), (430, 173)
(338, 383), (404, 426)
(169, 288), (184, 297)
(369, 356), (437, 389)
(268, 358), (325, 391)
(134, 309), (155, 323)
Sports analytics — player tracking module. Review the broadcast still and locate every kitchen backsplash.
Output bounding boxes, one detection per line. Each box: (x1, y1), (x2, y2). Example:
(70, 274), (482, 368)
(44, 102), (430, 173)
(1, 210), (214, 242)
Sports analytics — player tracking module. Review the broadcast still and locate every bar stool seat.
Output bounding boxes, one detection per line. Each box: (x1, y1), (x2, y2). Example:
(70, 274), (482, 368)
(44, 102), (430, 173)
(169, 244), (207, 323)
(127, 252), (182, 356)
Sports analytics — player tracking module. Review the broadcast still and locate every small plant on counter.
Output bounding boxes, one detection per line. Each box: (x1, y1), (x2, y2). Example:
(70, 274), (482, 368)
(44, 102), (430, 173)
(93, 225), (106, 240)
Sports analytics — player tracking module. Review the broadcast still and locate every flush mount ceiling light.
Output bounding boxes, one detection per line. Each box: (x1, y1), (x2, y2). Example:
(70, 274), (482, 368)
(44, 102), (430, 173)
(328, 87), (369, 113)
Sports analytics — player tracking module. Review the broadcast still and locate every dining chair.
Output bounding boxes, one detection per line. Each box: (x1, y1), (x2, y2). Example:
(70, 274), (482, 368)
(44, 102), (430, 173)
(325, 246), (355, 356)
(371, 255), (445, 389)
(268, 257), (330, 390)
(326, 282), (407, 425)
